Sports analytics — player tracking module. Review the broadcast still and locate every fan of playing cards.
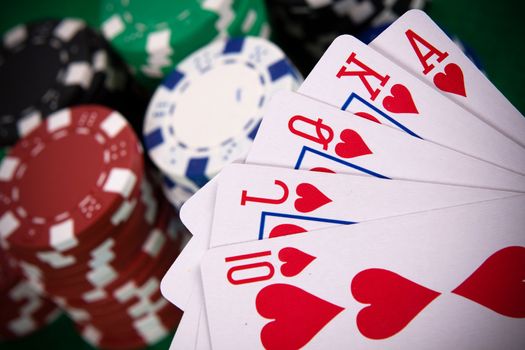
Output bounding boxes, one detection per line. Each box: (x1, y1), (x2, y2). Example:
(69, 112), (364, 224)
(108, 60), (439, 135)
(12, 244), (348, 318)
(161, 10), (525, 350)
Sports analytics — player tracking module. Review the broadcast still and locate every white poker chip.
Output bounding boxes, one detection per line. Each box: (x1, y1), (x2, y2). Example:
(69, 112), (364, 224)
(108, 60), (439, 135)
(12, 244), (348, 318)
(143, 36), (302, 188)
(161, 174), (199, 210)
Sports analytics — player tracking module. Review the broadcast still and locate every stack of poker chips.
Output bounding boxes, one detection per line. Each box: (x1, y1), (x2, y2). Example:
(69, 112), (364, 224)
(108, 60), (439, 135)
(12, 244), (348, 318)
(0, 248), (60, 340)
(267, 0), (427, 73)
(99, 0), (271, 89)
(0, 105), (188, 349)
(0, 18), (148, 148)
(143, 36), (303, 209)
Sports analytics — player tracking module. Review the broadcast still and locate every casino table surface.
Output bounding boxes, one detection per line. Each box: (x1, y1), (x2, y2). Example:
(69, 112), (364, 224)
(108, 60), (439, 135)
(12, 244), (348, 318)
(0, 0), (524, 349)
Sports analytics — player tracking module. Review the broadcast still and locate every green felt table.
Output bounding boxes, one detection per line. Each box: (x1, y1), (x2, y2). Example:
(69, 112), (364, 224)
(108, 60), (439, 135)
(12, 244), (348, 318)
(0, 0), (523, 349)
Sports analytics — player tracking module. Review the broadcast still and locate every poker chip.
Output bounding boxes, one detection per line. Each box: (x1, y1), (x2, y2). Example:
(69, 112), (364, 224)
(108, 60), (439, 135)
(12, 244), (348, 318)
(0, 249), (60, 340)
(0, 105), (143, 252)
(0, 105), (188, 348)
(161, 174), (199, 210)
(143, 36), (302, 202)
(267, 0), (428, 73)
(0, 19), (149, 147)
(0, 19), (93, 146)
(99, 0), (271, 89)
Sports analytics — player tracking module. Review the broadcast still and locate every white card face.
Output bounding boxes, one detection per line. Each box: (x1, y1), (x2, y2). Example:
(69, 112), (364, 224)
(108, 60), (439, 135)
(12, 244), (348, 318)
(201, 196), (525, 349)
(161, 157), (246, 310)
(247, 90), (525, 192)
(161, 89), (525, 310)
(210, 163), (518, 247)
(298, 35), (525, 175)
(370, 10), (525, 149)
(168, 292), (200, 350)
(195, 290), (212, 350)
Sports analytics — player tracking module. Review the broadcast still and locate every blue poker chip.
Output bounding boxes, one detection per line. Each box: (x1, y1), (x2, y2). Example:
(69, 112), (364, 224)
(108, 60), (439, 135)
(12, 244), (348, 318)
(143, 36), (302, 188)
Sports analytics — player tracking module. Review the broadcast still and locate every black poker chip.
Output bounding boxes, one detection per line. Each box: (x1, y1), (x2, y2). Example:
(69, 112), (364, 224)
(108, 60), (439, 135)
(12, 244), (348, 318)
(0, 18), (148, 147)
(0, 19), (94, 146)
(267, 0), (428, 74)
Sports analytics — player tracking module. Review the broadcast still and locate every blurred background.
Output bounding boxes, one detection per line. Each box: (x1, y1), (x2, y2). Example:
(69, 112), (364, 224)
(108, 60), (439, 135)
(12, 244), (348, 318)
(1, 0), (523, 112)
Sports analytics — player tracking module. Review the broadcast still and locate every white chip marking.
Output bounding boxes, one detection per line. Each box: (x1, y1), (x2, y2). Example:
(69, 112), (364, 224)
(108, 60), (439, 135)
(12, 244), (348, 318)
(0, 157), (20, 181)
(134, 314), (166, 342)
(306, 0), (333, 8)
(64, 62), (93, 89)
(67, 307), (90, 321)
(242, 10), (256, 33)
(259, 23), (271, 39)
(50, 219), (77, 251)
(82, 288), (107, 302)
(9, 316), (36, 335)
(141, 65), (164, 78)
(18, 111), (42, 137)
(0, 211), (20, 239)
(143, 229), (165, 256)
(114, 281), (135, 302)
(87, 265), (117, 287)
(146, 55), (172, 66)
(36, 251), (76, 268)
(103, 168), (137, 198)
(100, 111), (126, 138)
(111, 198), (137, 225)
(82, 325), (102, 344)
(47, 109), (71, 132)
(146, 29), (172, 54)
(54, 19), (85, 42)
(93, 50), (108, 72)
(102, 15), (125, 39)
(3, 25), (27, 48)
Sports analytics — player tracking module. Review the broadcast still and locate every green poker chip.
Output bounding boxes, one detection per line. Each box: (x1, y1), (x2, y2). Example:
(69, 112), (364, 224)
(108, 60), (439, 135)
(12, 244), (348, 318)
(99, 0), (270, 90)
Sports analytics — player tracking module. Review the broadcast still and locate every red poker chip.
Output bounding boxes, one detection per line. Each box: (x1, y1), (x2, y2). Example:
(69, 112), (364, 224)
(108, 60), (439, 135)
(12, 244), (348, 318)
(0, 105), (143, 252)
(64, 236), (179, 320)
(0, 248), (19, 291)
(77, 299), (181, 350)
(14, 179), (155, 280)
(6, 177), (146, 276)
(51, 201), (180, 302)
(0, 250), (61, 340)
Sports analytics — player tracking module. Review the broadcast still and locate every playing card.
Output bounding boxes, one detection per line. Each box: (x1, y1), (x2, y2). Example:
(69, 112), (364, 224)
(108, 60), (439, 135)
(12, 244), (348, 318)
(174, 160), (521, 347)
(194, 284), (211, 350)
(370, 10), (525, 148)
(298, 34), (525, 175)
(246, 90), (525, 192)
(161, 88), (525, 310)
(211, 163), (518, 247)
(160, 171), (223, 310)
(168, 290), (200, 350)
(201, 195), (525, 349)
(171, 269), (211, 350)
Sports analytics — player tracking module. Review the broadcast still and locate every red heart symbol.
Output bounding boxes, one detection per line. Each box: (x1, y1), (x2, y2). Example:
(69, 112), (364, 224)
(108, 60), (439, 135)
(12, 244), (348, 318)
(433, 63), (466, 97)
(256, 283), (344, 350)
(355, 111), (381, 124)
(382, 84), (419, 114)
(309, 167), (335, 173)
(269, 224), (307, 238)
(351, 268), (441, 339)
(278, 247), (316, 277)
(335, 129), (373, 159)
(294, 183), (332, 213)
(452, 246), (525, 318)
